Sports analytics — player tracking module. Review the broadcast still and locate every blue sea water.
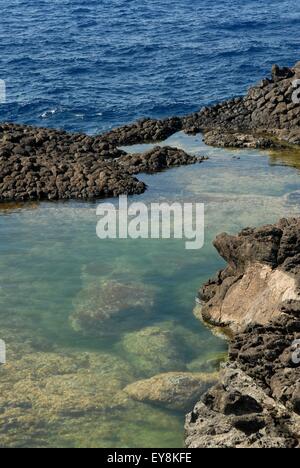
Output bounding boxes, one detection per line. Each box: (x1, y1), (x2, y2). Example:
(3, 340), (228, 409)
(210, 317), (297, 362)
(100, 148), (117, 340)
(1, 1), (300, 448)
(0, 0), (300, 134)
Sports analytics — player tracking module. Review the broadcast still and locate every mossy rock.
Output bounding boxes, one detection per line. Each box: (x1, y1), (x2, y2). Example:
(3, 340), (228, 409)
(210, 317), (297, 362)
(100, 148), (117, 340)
(121, 326), (186, 377)
(124, 371), (218, 411)
(70, 279), (156, 337)
(187, 352), (228, 373)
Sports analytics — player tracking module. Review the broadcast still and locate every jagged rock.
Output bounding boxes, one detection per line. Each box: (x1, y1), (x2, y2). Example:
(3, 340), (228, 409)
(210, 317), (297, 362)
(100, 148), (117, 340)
(183, 61), (300, 147)
(0, 123), (145, 201)
(185, 365), (300, 448)
(2, 61), (300, 203)
(118, 146), (203, 175)
(124, 372), (218, 411)
(102, 117), (183, 146)
(0, 123), (199, 202)
(272, 64), (294, 82)
(186, 218), (300, 449)
(196, 218), (300, 334)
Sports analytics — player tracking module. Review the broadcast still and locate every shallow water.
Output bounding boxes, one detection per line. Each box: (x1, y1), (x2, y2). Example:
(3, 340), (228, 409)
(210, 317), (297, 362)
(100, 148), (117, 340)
(0, 133), (299, 448)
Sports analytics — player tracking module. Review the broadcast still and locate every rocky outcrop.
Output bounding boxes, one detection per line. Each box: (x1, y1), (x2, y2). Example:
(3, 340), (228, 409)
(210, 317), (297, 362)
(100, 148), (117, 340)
(196, 218), (300, 334)
(183, 62), (300, 147)
(2, 61), (300, 202)
(186, 218), (300, 448)
(124, 372), (218, 411)
(186, 365), (300, 448)
(119, 146), (205, 175)
(0, 123), (198, 202)
(100, 62), (300, 149)
(102, 117), (183, 146)
(0, 123), (143, 201)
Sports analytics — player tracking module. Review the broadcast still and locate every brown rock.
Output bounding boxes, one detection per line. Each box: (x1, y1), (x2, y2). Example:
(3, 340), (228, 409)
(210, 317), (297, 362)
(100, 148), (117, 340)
(124, 372), (218, 411)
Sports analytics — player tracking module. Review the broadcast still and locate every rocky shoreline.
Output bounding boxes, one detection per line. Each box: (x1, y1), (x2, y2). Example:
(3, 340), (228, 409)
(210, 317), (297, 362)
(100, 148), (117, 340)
(1, 61), (300, 448)
(186, 218), (300, 448)
(1, 61), (300, 202)
(0, 122), (201, 202)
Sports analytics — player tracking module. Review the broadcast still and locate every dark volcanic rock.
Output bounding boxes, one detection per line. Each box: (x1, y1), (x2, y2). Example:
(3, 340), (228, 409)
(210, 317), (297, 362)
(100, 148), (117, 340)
(2, 60), (300, 202)
(118, 146), (204, 175)
(0, 123), (144, 201)
(102, 117), (183, 146)
(0, 123), (199, 202)
(183, 62), (300, 146)
(203, 130), (285, 149)
(186, 218), (300, 448)
(186, 364), (300, 448)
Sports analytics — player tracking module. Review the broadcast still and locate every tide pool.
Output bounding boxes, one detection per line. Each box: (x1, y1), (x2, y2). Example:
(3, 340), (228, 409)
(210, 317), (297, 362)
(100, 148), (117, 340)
(0, 133), (299, 448)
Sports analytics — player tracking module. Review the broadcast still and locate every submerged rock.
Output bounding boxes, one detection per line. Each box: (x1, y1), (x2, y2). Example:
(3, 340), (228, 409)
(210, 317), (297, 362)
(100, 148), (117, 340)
(70, 279), (156, 337)
(187, 352), (228, 373)
(124, 372), (218, 411)
(0, 322), (188, 448)
(0, 331), (138, 448)
(121, 326), (186, 376)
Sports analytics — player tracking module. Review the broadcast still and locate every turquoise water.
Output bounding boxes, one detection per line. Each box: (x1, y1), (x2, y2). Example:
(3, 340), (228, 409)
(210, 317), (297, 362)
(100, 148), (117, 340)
(0, 133), (299, 448)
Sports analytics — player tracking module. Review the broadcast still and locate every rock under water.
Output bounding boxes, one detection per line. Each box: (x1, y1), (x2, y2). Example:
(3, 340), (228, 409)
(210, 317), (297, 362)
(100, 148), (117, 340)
(124, 371), (218, 411)
(70, 280), (156, 337)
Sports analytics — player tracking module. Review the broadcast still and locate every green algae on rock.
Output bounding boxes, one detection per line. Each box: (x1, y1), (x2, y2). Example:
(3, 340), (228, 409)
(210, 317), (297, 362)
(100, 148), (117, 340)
(124, 372), (218, 411)
(187, 352), (228, 373)
(0, 324), (185, 449)
(70, 279), (157, 337)
(0, 329), (137, 447)
(121, 326), (187, 377)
